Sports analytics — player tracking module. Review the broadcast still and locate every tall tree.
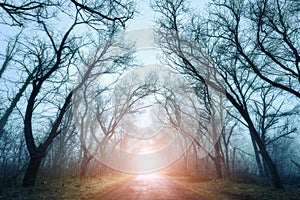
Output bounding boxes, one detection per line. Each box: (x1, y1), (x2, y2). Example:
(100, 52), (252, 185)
(152, 0), (285, 188)
(1, 0), (135, 186)
(205, 0), (300, 98)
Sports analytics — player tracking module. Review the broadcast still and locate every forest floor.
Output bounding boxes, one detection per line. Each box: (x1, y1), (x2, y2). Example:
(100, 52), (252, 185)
(0, 172), (131, 200)
(170, 175), (300, 200)
(1, 172), (300, 199)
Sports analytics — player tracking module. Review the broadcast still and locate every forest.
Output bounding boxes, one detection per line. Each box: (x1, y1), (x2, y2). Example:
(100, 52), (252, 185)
(0, 0), (299, 199)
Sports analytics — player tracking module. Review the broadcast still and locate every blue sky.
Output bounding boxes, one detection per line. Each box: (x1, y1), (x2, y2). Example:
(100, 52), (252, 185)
(127, 0), (210, 30)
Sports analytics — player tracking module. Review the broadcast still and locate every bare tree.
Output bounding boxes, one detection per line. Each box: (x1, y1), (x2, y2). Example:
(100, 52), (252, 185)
(74, 68), (158, 175)
(204, 0), (300, 98)
(220, 118), (237, 177)
(152, 0), (286, 188)
(0, 1), (56, 26)
(150, 68), (225, 178)
(0, 0), (135, 186)
(0, 31), (30, 137)
(0, 31), (20, 78)
(252, 86), (298, 176)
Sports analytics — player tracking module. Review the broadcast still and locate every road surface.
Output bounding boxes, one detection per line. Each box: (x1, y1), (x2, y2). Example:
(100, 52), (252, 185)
(102, 173), (204, 200)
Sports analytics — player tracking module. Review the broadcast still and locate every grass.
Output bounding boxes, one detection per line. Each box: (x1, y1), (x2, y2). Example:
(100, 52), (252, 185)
(0, 173), (132, 200)
(169, 175), (300, 200)
(2, 173), (299, 199)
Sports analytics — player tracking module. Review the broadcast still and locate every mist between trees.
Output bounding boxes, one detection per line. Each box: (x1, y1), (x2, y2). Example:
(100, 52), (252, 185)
(0, 0), (299, 190)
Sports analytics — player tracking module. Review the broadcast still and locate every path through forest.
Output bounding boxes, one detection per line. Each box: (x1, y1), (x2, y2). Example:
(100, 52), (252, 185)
(102, 173), (204, 200)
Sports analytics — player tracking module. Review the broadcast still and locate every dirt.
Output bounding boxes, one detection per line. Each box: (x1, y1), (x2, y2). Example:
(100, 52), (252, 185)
(101, 173), (204, 200)
(171, 176), (300, 200)
(3, 174), (297, 200)
(0, 174), (204, 200)
(0, 174), (130, 200)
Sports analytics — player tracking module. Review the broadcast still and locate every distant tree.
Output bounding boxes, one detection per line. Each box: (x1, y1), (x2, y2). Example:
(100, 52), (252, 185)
(153, 70), (225, 178)
(219, 116), (237, 177)
(252, 86), (298, 176)
(74, 70), (158, 176)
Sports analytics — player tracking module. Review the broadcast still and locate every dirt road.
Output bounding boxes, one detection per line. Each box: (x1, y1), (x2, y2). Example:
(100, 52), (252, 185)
(102, 173), (204, 200)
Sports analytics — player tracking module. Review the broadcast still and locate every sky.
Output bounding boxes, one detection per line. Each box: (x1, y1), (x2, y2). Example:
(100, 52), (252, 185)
(113, 0), (211, 139)
(0, 0), (210, 53)
(122, 0), (211, 68)
(127, 0), (210, 30)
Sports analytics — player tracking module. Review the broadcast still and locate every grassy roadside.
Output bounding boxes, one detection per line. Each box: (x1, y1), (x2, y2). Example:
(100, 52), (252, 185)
(168, 175), (300, 200)
(0, 173), (132, 200)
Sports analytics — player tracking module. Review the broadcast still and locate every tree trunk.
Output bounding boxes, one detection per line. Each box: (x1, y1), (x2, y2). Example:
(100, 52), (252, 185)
(0, 75), (31, 137)
(80, 149), (93, 177)
(232, 147), (236, 174)
(225, 92), (284, 189)
(263, 160), (270, 178)
(224, 144), (230, 177)
(212, 114), (223, 179)
(213, 142), (223, 179)
(22, 155), (43, 186)
(250, 134), (264, 176)
(248, 123), (283, 188)
(266, 157), (283, 188)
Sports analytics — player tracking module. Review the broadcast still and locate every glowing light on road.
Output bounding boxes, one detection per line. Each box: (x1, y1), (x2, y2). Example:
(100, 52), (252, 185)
(135, 173), (161, 181)
(134, 150), (162, 172)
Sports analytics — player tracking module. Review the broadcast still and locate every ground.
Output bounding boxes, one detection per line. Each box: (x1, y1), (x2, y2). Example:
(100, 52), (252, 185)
(1, 173), (299, 199)
(101, 173), (203, 200)
(171, 175), (300, 200)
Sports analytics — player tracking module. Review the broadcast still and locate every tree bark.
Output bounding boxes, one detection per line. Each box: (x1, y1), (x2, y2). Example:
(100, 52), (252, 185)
(22, 154), (43, 186)
(232, 147), (236, 174)
(225, 92), (284, 188)
(80, 149), (93, 177)
(250, 134), (264, 176)
(22, 87), (72, 186)
(0, 74), (31, 137)
(213, 141), (223, 179)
